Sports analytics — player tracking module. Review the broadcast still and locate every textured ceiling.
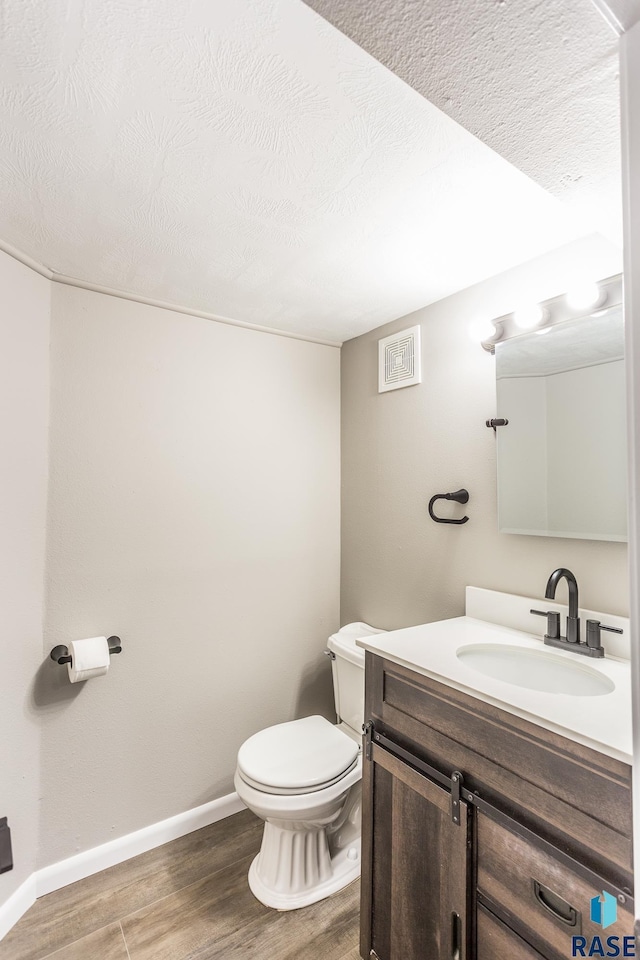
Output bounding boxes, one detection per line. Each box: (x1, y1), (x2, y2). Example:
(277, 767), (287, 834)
(303, 0), (624, 248)
(0, 0), (620, 342)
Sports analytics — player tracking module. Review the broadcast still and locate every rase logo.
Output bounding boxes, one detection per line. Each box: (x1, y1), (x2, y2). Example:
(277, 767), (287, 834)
(571, 891), (635, 958)
(591, 891), (618, 930)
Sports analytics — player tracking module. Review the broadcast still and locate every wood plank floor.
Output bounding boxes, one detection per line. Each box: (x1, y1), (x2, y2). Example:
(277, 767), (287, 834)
(0, 810), (361, 960)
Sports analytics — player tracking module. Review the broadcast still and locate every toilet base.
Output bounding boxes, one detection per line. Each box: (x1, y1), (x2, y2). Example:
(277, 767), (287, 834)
(245, 779), (362, 910)
(247, 837), (361, 910)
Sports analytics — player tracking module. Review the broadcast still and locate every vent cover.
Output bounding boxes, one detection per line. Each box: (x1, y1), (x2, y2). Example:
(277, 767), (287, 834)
(378, 325), (422, 393)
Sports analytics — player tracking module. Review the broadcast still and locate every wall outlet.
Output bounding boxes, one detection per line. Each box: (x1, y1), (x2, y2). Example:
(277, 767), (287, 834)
(0, 818), (13, 874)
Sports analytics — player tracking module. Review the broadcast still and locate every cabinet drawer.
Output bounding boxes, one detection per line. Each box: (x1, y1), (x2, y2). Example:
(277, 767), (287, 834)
(477, 814), (634, 958)
(477, 904), (546, 960)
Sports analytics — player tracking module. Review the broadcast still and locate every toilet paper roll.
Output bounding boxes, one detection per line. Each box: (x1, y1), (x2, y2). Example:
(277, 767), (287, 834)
(67, 636), (110, 683)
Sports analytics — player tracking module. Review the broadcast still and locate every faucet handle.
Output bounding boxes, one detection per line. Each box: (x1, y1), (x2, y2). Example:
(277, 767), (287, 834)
(530, 609), (561, 641)
(585, 619), (622, 655)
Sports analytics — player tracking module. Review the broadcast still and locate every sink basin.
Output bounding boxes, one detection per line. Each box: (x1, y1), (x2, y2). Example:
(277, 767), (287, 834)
(456, 643), (615, 697)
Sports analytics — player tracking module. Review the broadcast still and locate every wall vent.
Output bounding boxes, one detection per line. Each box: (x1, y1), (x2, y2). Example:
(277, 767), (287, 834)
(378, 325), (422, 393)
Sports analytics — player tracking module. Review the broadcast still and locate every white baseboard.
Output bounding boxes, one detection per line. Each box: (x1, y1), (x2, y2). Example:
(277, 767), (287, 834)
(0, 874), (37, 942)
(36, 792), (245, 897)
(0, 792), (244, 941)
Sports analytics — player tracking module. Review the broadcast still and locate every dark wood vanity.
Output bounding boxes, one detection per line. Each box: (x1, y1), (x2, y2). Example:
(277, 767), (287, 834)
(360, 652), (634, 960)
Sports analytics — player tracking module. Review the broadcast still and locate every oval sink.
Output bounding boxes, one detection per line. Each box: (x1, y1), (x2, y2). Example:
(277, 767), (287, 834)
(456, 643), (615, 697)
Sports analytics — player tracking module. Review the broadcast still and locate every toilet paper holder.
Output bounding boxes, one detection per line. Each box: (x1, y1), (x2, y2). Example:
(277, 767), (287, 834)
(50, 637), (122, 665)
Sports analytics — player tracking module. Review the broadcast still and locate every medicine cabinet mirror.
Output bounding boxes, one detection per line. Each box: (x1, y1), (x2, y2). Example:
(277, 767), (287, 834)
(495, 290), (627, 542)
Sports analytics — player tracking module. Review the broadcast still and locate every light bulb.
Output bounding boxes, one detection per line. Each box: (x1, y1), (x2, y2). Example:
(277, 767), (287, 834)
(467, 317), (497, 343)
(513, 303), (546, 330)
(565, 282), (603, 312)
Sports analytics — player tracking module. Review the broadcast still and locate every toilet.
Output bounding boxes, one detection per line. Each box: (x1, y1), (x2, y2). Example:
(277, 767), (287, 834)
(234, 622), (384, 910)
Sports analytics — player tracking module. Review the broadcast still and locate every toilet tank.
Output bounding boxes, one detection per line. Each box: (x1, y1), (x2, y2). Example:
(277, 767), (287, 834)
(327, 622), (385, 735)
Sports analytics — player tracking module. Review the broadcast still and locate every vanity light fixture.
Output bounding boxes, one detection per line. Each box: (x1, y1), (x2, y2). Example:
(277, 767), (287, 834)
(467, 317), (503, 345)
(565, 281), (605, 312)
(474, 273), (620, 354)
(512, 303), (548, 330)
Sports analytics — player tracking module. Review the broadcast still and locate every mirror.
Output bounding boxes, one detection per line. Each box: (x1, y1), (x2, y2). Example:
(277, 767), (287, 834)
(495, 302), (627, 541)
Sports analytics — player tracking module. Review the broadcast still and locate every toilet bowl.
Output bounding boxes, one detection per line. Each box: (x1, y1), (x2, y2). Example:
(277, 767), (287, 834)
(234, 622), (384, 910)
(235, 716), (363, 910)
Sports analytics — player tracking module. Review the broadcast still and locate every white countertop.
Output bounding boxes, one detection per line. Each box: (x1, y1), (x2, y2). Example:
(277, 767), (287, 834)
(357, 614), (632, 764)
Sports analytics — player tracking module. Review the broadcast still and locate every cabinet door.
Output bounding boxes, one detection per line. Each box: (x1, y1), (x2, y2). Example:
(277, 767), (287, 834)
(361, 741), (469, 960)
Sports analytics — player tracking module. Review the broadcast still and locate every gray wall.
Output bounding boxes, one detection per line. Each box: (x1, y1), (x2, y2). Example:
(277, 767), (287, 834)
(0, 251), (49, 905)
(39, 284), (340, 868)
(341, 248), (629, 630)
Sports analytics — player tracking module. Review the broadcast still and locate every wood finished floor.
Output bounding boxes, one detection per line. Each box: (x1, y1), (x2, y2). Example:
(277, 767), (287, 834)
(0, 810), (361, 960)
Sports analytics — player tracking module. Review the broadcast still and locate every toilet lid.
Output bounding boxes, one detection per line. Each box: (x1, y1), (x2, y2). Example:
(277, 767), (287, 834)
(237, 715), (359, 793)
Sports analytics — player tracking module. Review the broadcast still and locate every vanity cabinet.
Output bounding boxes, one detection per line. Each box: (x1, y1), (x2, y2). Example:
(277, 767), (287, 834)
(360, 653), (634, 960)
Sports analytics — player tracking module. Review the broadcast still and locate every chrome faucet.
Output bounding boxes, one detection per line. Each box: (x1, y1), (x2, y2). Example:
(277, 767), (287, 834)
(545, 567), (580, 645)
(530, 567), (622, 658)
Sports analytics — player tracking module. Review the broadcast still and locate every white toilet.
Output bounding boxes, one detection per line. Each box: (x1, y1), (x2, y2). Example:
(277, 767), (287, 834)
(234, 622), (384, 910)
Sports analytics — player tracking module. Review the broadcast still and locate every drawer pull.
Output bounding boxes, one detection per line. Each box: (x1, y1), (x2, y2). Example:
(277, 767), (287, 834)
(532, 879), (580, 928)
(451, 910), (462, 959)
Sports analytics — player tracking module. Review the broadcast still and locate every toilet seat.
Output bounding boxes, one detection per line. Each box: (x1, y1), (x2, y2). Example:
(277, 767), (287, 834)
(237, 715), (359, 796)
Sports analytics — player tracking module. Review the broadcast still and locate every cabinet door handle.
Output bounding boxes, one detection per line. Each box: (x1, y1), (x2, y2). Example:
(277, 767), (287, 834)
(532, 879), (580, 928)
(451, 910), (462, 959)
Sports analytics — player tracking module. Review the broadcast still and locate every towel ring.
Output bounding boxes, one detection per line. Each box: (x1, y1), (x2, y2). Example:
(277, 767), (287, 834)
(428, 489), (469, 525)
